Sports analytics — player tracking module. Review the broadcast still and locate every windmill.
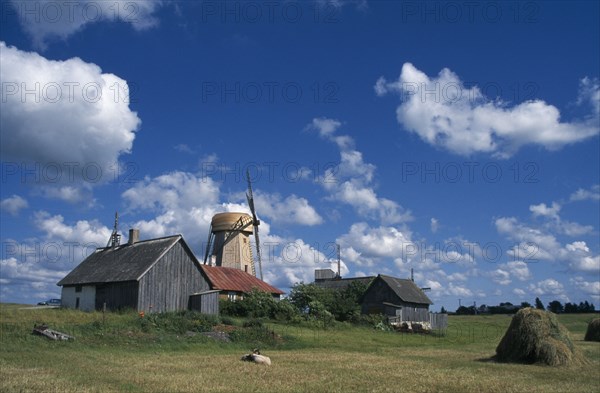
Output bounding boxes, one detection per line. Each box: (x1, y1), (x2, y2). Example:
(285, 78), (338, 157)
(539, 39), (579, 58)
(203, 170), (263, 280)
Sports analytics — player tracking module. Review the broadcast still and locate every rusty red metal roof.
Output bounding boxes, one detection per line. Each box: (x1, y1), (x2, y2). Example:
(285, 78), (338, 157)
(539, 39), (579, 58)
(200, 265), (284, 295)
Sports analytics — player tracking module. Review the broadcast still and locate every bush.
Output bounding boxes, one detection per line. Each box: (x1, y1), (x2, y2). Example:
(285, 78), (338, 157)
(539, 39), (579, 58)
(140, 311), (220, 334)
(243, 318), (264, 328)
(220, 290), (301, 322)
(221, 316), (236, 326)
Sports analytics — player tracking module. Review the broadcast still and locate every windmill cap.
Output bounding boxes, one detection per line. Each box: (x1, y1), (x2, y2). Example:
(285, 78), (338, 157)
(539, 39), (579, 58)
(211, 212), (253, 233)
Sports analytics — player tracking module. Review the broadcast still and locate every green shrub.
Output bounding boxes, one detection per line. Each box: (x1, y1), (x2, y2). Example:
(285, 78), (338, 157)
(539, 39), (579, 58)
(243, 318), (264, 328)
(139, 311), (220, 334)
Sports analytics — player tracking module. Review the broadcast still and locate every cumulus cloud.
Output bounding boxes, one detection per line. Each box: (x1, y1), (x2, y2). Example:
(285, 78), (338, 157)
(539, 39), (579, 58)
(487, 261), (531, 285)
(529, 202), (561, 220)
(376, 63), (599, 158)
(430, 217), (439, 233)
(255, 193), (323, 226)
(122, 171), (221, 247)
(513, 288), (527, 297)
(338, 222), (415, 266)
(306, 117), (411, 224)
(0, 195), (28, 216)
(0, 42), (140, 195)
(570, 185), (600, 202)
(528, 279), (568, 302)
(570, 277), (600, 301)
(9, 0), (164, 49)
(496, 216), (599, 273)
(0, 211), (115, 303)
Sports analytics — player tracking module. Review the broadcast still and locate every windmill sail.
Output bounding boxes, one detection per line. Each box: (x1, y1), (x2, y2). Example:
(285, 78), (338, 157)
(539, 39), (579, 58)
(246, 170), (263, 280)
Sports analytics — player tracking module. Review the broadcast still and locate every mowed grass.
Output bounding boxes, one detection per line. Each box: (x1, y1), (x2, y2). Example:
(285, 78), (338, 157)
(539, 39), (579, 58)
(1, 304), (599, 393)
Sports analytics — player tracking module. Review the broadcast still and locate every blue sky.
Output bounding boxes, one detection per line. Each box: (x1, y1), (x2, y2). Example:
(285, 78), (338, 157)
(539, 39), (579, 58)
(1, 0), (599, 311)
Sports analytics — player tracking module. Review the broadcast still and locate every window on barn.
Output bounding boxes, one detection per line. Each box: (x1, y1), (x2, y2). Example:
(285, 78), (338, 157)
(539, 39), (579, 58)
(228, 292), (237, 301)
(75, 297), (80, 309)
(75, 285), (82, 292)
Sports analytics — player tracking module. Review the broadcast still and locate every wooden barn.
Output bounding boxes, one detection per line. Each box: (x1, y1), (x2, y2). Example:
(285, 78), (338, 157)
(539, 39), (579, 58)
(57, 230), (283, 314)
(361, 274), (434, 323)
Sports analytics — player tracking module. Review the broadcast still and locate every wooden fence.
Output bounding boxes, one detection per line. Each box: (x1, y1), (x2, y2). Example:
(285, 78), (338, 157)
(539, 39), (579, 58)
(388, 311), (448, 330)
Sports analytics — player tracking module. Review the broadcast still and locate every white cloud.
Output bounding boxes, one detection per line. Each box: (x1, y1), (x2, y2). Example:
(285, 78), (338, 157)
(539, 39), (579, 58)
(0, 195), (28, 216)
(570, 185), (600, 202)
(496, 216), (599, 273)
(505, 261), (532, 281)
(262, 238), (349, 289)
(529, 202), (561, 220)
(255, 193), (323, 226)
(9, 0), (164, 49)
(122, 171), (221, 247)
(338, 222), (415, 266)
(306, 117), (411, 224)
(489, 269), (511, 285)
(570, 277), (600, 301)
(430, 217), (439, 233)
(34, 211), (112, 247)
(513, 288), (527, 297)
(306, 117), (342, 138)
(528, 279), (568, 302)
(486, 261), (532, 286)
(0, 42), (140, 195)
(376, 63), (599, 158)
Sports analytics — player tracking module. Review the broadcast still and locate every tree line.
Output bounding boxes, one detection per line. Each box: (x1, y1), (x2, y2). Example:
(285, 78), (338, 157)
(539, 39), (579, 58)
(452, 297), (596, 315)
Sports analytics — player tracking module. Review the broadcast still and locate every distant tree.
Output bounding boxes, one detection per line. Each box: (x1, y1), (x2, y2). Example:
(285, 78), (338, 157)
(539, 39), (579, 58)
(440, 306), (447, 314)
(578, 301), (595, 313)
(547, 300), (564, 314)
(535, 297), (545, 310)
(520, 302), (532, 309)
(288, 283), (334, 312)
(564, 302), (578, 313)
(456, 306), (475, 315)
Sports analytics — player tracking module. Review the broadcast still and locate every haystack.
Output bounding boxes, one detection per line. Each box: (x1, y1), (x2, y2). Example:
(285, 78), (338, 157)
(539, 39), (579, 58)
(584, 318), (600, 342)
(495, 308), (584, 366)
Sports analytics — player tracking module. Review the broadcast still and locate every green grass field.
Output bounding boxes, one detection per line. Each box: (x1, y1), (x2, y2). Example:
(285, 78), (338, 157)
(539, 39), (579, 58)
(1, 304), (598, 393)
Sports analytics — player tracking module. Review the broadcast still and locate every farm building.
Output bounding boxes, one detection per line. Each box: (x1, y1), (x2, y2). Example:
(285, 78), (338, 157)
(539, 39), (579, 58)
(57, 230), (283, 314)
(200, 265), (284, 301)
(361, 274), (432, 318)
(313, 269), (374, 291)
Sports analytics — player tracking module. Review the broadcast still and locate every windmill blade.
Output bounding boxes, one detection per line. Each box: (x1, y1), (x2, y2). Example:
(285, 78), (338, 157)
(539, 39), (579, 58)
(203, 224), (213, 264)
(253, 222), (263, 280)
(245, 170), (263, 280)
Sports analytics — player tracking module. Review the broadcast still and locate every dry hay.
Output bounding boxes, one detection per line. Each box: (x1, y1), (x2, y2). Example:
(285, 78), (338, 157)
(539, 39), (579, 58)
(495, 307), (585, 366)
(584, 318), (600, 342)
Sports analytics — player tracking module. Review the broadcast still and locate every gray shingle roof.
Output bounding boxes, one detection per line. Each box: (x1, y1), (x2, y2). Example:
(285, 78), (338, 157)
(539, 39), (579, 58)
(57, 235), (183, 286)
(378, 275), (433, 305)
(314, 276), (374, 291)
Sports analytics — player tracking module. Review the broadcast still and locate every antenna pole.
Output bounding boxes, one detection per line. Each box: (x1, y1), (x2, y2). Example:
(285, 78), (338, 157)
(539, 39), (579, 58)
(107, 211), (121, 248)
(336, 244), (341, 278)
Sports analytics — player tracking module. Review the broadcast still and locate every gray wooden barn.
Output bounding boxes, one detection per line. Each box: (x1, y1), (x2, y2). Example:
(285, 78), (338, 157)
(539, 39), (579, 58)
(361, 274), (434, 323)
(57, 230), (283, 314)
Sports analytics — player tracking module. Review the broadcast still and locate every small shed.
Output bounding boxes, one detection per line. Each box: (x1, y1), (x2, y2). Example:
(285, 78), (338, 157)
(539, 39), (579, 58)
(361, 274), (433, 323)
